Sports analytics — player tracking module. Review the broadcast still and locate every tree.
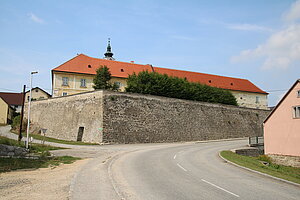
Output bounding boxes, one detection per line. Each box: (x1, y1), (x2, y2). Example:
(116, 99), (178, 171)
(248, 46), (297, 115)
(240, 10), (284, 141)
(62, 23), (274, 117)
(93, 65), (119, 91)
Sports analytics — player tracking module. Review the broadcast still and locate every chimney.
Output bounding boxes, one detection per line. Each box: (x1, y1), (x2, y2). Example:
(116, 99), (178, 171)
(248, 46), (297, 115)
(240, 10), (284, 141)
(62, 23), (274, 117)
(130, 61), (134, 64)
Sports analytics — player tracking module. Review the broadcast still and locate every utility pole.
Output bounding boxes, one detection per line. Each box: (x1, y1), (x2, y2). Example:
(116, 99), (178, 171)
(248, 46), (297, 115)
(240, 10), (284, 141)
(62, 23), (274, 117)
(18, 85), (26, 142)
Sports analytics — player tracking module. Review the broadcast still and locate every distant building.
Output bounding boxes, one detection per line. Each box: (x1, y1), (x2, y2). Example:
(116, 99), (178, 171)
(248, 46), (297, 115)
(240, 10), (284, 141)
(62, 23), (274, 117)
(25, 87), (51, 103)
(0, 96), (14, 124)
(0, 92), (23, 113)
(264, 79), (300, 167)
(52, 41), (268, 109)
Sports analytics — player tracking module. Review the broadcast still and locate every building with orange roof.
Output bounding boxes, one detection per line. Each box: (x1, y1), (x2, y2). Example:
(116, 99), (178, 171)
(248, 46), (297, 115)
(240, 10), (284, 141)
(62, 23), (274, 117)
(52, 42), (268, 109)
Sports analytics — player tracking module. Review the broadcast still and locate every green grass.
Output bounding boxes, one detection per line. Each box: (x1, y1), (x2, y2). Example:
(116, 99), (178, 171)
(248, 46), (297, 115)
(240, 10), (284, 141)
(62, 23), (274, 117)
(220, 151), (300, 184)
(0, 136), (80, 173)
(0, 156), (81, 173)
(11, 131), (99, 145)
(0, 136), (63, 153)
(28, 133), (99, 145)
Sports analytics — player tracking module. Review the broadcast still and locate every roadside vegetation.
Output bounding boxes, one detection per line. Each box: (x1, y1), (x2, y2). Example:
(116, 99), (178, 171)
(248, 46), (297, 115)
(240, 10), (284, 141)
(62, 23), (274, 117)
(23, 133), (99, 145)
(220, 151), (300, 184)
(0, 136), (80, 173)
(126, 71), (238, 106)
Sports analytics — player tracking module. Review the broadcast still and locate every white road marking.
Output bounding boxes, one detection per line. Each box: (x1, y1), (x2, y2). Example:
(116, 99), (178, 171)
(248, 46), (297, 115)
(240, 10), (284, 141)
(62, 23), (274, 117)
(201, 179), (239, 198)
(173, 154), (177, 159)
(177, 163), (188, 171)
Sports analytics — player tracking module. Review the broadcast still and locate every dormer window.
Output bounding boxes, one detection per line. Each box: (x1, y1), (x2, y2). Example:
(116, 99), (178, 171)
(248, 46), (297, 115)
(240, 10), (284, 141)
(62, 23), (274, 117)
(230, 83), (233, 86)
(208, 80), (211, 83)
(88, 65), (92, 68)
(121, 69), (124, 72)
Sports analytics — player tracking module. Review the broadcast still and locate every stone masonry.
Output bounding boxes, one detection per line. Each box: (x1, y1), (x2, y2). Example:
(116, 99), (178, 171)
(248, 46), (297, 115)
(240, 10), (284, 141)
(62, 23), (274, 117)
(27, 90), (270, 144)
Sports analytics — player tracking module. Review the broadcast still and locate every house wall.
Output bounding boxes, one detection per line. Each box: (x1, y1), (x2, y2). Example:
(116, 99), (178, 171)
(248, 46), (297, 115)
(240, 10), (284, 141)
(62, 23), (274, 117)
(52, 72), (95, 97)
(231, 91), (268, 110)
(264, 82), (300, 157)
(52, 72), (268, 110)
(25, 89), (50, 103)
(25, 91), (104, 143)
(52, 72), (127, 97)
(0, 98), (8, 124)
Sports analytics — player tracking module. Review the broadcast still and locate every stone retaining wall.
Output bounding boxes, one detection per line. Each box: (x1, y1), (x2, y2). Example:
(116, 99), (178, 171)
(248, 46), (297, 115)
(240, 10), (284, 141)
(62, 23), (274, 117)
(27, 90), (270, 144)
(268, 154), (300, 168)
(27, 91), (104, 143)
(102, 91), (270, 143)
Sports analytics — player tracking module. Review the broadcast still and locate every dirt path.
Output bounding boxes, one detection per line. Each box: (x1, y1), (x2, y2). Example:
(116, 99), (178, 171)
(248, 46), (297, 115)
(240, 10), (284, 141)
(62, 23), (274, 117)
(0, 159), (89, 200)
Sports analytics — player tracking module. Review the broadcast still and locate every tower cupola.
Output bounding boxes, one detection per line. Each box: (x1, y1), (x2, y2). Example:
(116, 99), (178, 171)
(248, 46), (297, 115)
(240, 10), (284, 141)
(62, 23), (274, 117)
(104, 38), (115, 60)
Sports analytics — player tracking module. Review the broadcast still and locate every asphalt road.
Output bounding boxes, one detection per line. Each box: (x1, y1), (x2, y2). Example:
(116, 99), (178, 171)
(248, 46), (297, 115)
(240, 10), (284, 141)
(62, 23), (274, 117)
(70, 140), (300, 200)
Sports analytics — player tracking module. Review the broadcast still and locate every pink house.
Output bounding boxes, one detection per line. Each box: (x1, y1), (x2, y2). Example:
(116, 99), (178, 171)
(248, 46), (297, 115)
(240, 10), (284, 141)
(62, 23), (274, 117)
(264, 79), (300, 167)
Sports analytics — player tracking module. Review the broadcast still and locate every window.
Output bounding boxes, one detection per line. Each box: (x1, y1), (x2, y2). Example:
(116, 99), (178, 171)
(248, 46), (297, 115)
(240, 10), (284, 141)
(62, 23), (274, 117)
(293, 106), (300, 118)
(115, 82), (121, 88)
(80, 79), (86, 87)
(298, 90), (300, 98)
(35, 89), (38, 92)
(62, 92), (68, 96)
(256, 96), (260, 103)
(62, 77), (69, 86)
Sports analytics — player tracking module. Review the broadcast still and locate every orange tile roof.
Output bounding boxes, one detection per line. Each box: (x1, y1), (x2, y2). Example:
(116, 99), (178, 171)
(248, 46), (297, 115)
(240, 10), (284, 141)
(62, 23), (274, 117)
(52, 54), (267, 94)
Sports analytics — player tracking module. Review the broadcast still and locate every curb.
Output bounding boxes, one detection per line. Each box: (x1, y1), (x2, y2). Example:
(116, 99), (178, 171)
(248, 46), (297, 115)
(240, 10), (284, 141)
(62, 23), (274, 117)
(218, 151), (300, 187)
(194, 137), (247, 144)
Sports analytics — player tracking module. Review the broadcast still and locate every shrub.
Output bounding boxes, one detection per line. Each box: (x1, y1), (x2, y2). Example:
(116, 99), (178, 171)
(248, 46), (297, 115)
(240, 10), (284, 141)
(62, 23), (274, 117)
(126, 71), (238, 106)
(11, 115), (27, 131)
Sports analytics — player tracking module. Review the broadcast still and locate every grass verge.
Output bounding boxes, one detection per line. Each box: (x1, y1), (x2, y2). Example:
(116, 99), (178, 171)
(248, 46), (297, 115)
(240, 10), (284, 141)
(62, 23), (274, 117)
(220, 151), (300, 184)
(0, 136), (63, 152)
(0, 156), (81, 173)
(11, 130), (98, 145)
(0, 136), (81, 173)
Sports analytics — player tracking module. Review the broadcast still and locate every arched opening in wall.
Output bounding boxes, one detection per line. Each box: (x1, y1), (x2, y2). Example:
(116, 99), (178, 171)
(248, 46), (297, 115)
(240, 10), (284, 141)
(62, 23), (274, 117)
(77, 127), (84, 141)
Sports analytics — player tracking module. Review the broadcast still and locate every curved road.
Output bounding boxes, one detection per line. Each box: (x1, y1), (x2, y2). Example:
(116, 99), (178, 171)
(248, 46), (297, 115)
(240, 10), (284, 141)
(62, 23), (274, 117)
(71, 140), (300, 200)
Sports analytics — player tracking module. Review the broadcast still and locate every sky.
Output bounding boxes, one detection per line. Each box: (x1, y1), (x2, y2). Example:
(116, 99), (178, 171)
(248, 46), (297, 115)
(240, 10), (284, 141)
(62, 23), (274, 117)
(0, 0), (299, 106)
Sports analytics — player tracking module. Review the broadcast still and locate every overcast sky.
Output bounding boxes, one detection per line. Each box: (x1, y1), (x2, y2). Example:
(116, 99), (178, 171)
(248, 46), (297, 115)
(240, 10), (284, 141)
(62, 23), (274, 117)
(0, 0), (299, 106)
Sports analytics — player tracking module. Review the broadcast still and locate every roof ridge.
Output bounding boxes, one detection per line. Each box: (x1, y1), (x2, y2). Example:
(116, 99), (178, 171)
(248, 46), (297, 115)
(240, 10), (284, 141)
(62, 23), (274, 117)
(153, 66), (249, 81)
(83, 54), (149, 67)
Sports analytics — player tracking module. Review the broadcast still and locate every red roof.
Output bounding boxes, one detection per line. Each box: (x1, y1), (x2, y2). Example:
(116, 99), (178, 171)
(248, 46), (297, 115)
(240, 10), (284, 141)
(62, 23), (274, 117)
(52, 54), (267, 94)
(0, 92), (23, 106)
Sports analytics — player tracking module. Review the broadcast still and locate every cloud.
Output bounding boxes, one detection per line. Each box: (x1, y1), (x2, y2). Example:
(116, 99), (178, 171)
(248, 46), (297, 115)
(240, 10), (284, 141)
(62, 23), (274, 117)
(28, 13), (44, 24)
(283, 0), (300, 22)
(226, 23), (273, 32)
(199, 19), (272, 32)
(232, 1), (300, 70)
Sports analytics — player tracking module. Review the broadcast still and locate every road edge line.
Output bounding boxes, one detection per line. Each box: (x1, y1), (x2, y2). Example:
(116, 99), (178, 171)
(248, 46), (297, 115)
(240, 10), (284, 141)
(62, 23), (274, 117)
(218, 151), (300, 187)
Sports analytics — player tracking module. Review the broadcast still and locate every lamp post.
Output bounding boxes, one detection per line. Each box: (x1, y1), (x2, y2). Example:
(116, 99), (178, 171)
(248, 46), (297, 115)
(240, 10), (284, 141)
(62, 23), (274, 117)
(26, 71), (38, 149)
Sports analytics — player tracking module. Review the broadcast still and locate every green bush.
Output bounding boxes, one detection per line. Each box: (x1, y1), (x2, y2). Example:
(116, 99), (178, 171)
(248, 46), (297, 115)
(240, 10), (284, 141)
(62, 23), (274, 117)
(126, 71), (238, 106)
(11, 115), (27, 131)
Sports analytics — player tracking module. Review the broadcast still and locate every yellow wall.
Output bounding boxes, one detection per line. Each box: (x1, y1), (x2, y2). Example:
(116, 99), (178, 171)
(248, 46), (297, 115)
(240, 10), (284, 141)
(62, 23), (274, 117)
(53, 72), (95, 97)
(0, 98), (9, 124)
(25, 88), (50, 103)
(231, 91), (268, 110)
(52, 72), (127, 97)
(53, 71), (268, 109)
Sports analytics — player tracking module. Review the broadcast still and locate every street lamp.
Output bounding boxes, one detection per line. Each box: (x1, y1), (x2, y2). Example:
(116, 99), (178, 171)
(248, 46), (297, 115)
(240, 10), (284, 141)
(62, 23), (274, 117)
(26, 71), (38, 149)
